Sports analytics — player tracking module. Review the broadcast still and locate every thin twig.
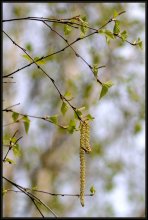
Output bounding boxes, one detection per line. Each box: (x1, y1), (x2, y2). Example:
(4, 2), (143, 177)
(3, 176), (58, 217)
(3, 108), (69, 129)
(3, 102), (20, 111)
(30, 198), (45, 218)
(3, 11), (132, 81)
(42, 21), (103, 85)
(3, 30), (83, 121)
(3, 81), (16, 83)
(3, 129), (22, 162)
(5, 188), (94, 197)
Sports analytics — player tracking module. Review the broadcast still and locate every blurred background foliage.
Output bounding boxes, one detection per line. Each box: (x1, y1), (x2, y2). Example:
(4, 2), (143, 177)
(3, 2), (145, 217)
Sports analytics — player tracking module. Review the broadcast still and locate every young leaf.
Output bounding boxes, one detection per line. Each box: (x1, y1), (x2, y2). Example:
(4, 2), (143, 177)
(137, 38), (143, 49)
(25, 43), (33, 52)
(5, 158), (16, 164)
(99, 81), (114, 100)
(67, 119), (76, 134)
(22, 116), (30, 134)
(22, 54), (32, 62)
(106, 36), (110, 45)
(92, 65), (98, 77)
(80, 21), (88, 37)
(10, 137), (17, 144)
(74, 109), (82, 119)
(79, 16), (88, 37)
(98, 29), (105, 34)
(99, 29), (114, 45)
(81, 16), (87, 22)
(113, 10), (118, 18)
(32, 186), (38, 190)
(12, 143), (21, 157)
(86, 114), (95, 121)
(90, 185), (96, 194)
(77, 106), (86, 112)
(120, 30), (128, 41)
(64, 24), (72, 35)
(34, 57), (46, 65)
(61, 101), (68, 116)
(3, 189), (8, 196)
(134, 122), (142, 134)
(64, 91), (73, 100)
(48, 115), (58, 125)
(113, 20), (120, 34)
(12, 112), (19, 122)
(138, 41), (143, 49)
(104, 30), (115, 39)
(104, 81), (114, 88)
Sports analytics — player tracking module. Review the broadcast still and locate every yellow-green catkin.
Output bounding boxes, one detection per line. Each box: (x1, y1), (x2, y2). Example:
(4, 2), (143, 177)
(80, 147), (85, 207)
(80, 120), (91, 207)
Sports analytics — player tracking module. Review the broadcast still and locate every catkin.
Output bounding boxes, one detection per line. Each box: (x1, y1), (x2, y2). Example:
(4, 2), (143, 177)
(80, 147), (85, 207)
(80, 120), (91, 207)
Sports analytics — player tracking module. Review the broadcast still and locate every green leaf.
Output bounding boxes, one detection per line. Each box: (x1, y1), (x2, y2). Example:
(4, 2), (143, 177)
(12, 112), (19, 122)
(99, 29), (114, 44)
(80, 21), (88, 37)
(138, 41), (143, 49)
(90, 185), (96, 194)
(61, 101), (68, 115)
(92, 65), (98, 77)
(98, 29), (105, 34)
(48, 115), (58, 125)
(64, 91), (73, 100)
(12, 143), (21, 157)
(86, 114), (95, 121)
(79, 16), (88, 37)
(10, 137), (17, 144)
(104, 81), (114, 88)
(113, 10), (118, 18)
(22, 54), (46, 65)
(77, 106), (86, 112)
(104, 30), (115, 39)
(74, 109), (82, 119)
(67, 119), (76, 134)
(81, 16), (87, 22)
(59, 125), (69, 129)
(99, 85), (108, 100)
(25, 43), (33, 52)
(99, 81), (114, 100)
(34, 57), (46, 65)
(22, 116), (30, 134)
(127, 87), (139, 101)
(22, 54), (32, 62)
(106, 36), (110, 45)
(113, 20), (120, 34)
(64, 24), (72, 35)
(137, 38), (143, 49)
(5, 158), (16, 164)
(3, 134), (11, 145)
(3, 189), (8, 196)
(134, 122), (142, 134)
(120, 30), (128, 41)
(32, 186), (38, 190)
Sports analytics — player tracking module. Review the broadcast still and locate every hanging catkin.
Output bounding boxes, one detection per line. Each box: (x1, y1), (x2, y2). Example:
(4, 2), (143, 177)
(80, 120), (91, 207)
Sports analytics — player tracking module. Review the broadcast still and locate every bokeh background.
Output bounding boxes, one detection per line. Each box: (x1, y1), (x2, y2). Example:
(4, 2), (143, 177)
(3, 2), (145, 217)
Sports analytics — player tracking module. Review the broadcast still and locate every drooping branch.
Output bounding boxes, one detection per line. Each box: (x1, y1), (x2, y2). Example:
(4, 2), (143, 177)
(3, 176), (58, 218)
(3, 10), (136, 81)
(3, 129), (23, 162)
(5, 188), (94, 197)
(3, 108), (69, 129)
(3, 30), (83, 121)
